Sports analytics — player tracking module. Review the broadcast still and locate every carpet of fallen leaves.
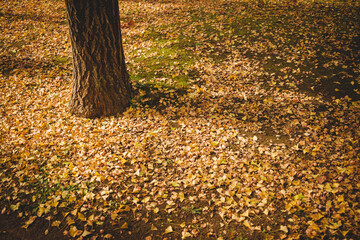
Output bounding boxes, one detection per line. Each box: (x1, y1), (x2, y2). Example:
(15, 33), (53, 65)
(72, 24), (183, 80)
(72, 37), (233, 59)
(1, 0), (360, 239)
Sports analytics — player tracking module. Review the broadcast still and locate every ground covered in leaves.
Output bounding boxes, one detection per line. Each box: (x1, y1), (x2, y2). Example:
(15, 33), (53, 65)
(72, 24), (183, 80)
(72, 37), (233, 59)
(1, 0), (360, 239)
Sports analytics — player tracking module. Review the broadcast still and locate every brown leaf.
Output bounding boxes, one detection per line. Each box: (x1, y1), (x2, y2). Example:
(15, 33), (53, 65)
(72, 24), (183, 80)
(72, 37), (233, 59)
(123, 19), (135, 28)
(317, 175), (327, 184)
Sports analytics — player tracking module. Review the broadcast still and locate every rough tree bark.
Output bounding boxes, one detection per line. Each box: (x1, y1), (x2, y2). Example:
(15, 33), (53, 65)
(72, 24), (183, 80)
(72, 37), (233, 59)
(65, 0), (132, 118)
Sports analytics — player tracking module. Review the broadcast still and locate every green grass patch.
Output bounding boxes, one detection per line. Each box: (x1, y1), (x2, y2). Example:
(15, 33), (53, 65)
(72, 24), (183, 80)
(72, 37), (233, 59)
(128, 28), (199, 89)
(52, 55), (71, 65)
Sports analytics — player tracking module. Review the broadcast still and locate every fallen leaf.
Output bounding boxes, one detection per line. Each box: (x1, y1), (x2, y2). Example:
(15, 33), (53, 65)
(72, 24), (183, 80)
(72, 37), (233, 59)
(22, 216), (37, 229)
(317, 175), (327, 184)
(120, 222), (128, 229)
(164, 226), (173, 234)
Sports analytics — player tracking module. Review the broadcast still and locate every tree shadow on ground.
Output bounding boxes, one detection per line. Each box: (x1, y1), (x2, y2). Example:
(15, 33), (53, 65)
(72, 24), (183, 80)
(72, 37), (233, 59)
(0, 9), (67, 25)
(0, 55), (70, 77)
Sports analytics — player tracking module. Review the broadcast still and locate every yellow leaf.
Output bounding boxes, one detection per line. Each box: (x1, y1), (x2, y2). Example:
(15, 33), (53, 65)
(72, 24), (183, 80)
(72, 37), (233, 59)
(37, 206), (45, 217)
(326, 200), (332, 209)
(62, 191), (69, 200)
(294, 193), (304, 200)
(263, 209), (269, 215)
(243, 220), (251, 228)
(69, 226), (81, 238)
(179, 192), (185, 202)
(171, 182), (180, 187)
(68, 194), (76, 202)
(292, 180), (300, 186)
(164, 226), (173, 234)
(280, 225), (288, 233)
(52, 220), (61, 227)
(310, 213), (323, 221)
(337, 195), (344, 202)
(22, 216), (37, 229)
(142, 196), (150, 203)
(10, 203), (19, 211)
(325, 183), (332, 192)
(338, 205), (346, 214)
(111, 212), (118, 221)
(329, 220), (342, 229)
(310, 223), (320, 231)
(151, 224), (158, 231)
(118, 156), (127, 164)
(133, 196), (139, 204)
(118, 205), (131, 212)
(153, 207), (159, 213)
(180, 222), (186, 228)
(285, 202), (293, 212)
(78, 212), (86, 221)
(71, 209), (78, 216)
(67, 218), (75, 226)
(120, 222), (128, 229)
(241, 209), (249, 217)
(182, 231), (192, 238)
(82, 230), (91, 237)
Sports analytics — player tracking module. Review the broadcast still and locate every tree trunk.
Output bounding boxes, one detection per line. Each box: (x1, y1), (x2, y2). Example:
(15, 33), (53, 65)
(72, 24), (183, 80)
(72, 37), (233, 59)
(65, 0), (132, 118)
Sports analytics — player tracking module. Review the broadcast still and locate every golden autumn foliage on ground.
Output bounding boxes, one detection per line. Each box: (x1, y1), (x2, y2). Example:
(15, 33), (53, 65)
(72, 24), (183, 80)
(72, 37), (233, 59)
(1, 0), (360, 239)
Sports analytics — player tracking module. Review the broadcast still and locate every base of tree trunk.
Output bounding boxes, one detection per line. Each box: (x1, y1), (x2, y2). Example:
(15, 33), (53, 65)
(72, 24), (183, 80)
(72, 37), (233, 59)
(65, 0), (132, 118)
(68, 73), (132, 118)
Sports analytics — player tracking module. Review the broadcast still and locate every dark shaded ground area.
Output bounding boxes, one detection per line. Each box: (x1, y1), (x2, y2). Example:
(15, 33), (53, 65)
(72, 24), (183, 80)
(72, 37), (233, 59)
(0, 214), (59, 240)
